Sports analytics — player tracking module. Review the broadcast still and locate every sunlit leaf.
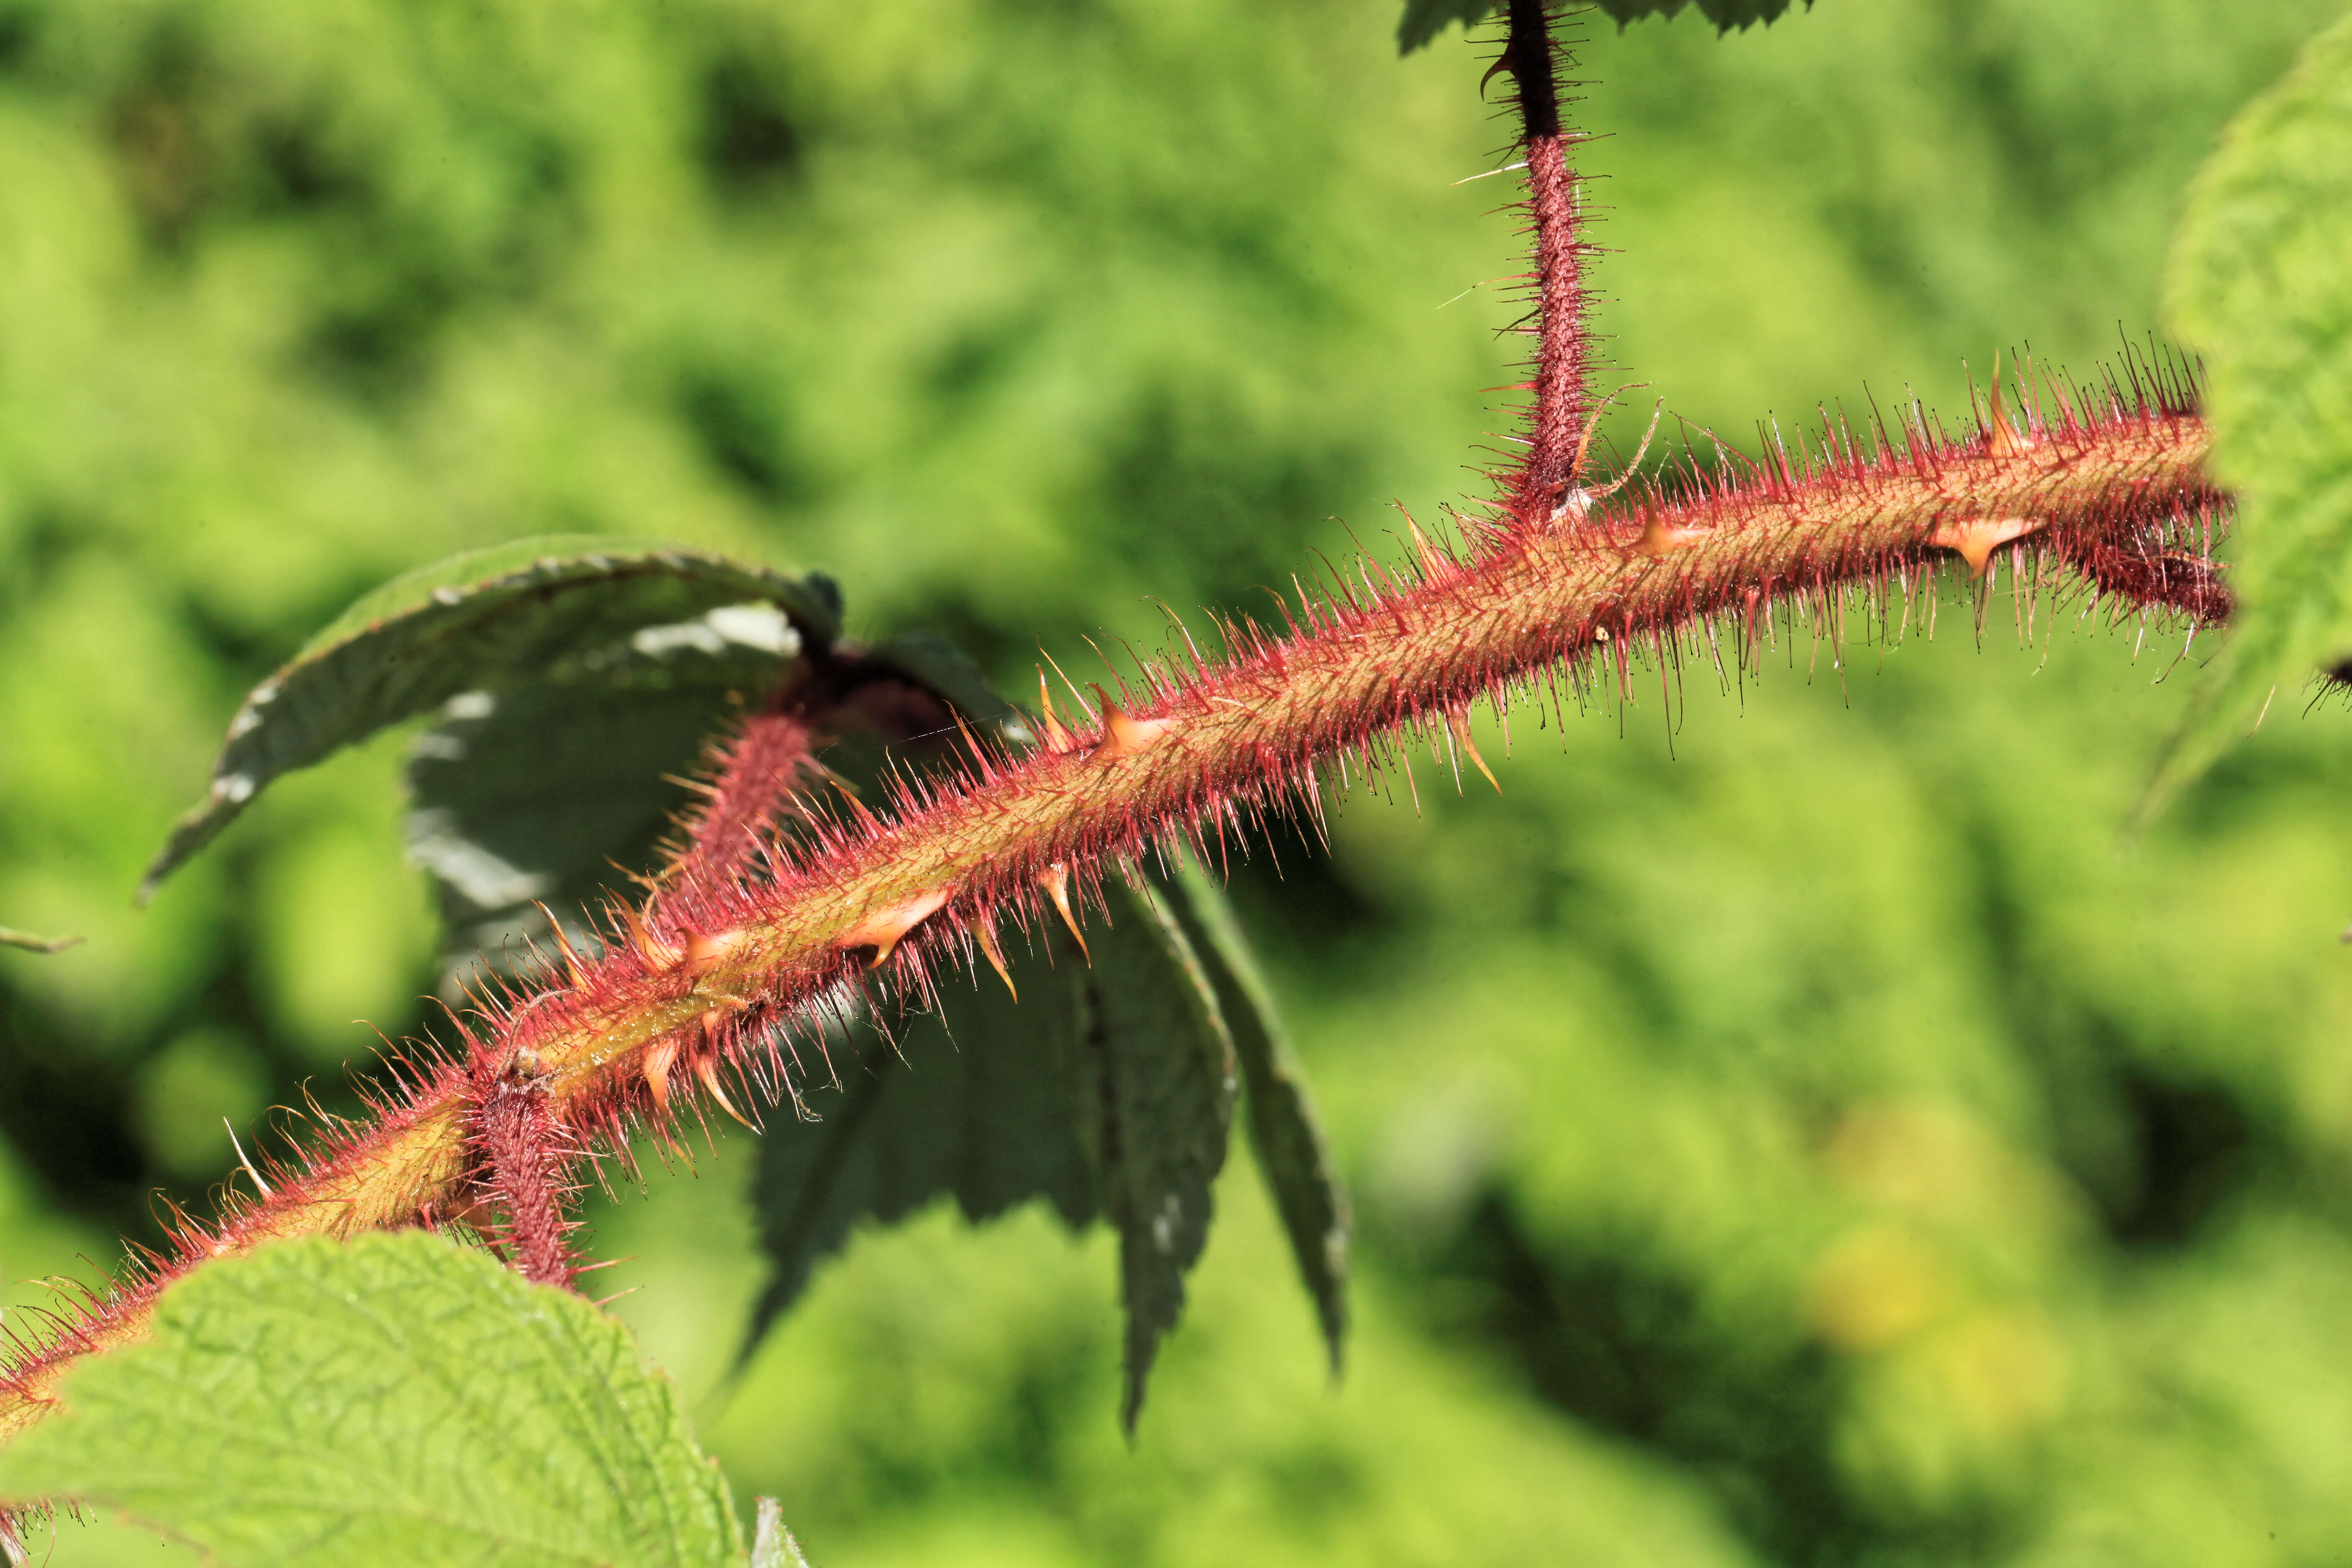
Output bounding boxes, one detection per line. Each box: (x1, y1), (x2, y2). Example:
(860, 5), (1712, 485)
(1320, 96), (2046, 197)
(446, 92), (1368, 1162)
(141, 537), (841, 900)
(2158, 11), (2352, 806)
(0, 1232), (747, 1567)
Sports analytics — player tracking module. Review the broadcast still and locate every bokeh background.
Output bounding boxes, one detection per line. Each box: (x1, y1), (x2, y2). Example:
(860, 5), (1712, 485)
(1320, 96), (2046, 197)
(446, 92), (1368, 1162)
(3, 0), (2350, 1562)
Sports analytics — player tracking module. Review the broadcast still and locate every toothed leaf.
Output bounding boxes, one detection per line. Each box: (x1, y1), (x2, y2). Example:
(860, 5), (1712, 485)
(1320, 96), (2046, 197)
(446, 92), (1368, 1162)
(1395, 0), (1812, 52)
(0, 1232), (745, 1567)
(142, 536), (841, 900)
(1593, 0), (1812, 29)
(744, 933), (1101, 1352)
(1159, 867), (1350, 1373)
(2161, 12), (2352, 802)
(744, 879), (1240, 1431)
(1394, 0), (1494, 53)
(1091, 877), (1238, 1431)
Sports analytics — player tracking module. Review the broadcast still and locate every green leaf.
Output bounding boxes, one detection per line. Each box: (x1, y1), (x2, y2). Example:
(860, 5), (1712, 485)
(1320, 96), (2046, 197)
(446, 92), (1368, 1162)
(140, 536), (841, 901)
(1395, 0), (1493, 54)
(1594, 0), (1812, 29)
(745, 877), (1239, 1431)
(750, 1500), (812, 1568)
(744, 933), (1102, 1351)
(1158, 867), (1350, 1374)
(2159, 11), (2352, 807)
(0, 1232), (746, 1567)
(404, 603), (816, 984)
(1087, 877), (1238, 1431)
(1395, 0), (1812, 53)
(407, 681), (760, 988)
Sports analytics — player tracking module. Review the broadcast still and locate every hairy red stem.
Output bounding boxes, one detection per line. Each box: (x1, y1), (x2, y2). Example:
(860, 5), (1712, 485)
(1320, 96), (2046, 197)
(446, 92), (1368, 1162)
(1501, 0), (1591, 523)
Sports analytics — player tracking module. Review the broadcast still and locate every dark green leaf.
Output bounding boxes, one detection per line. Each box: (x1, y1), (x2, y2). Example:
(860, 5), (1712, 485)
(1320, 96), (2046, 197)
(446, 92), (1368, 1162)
(1396, 0), (1813, 53)
(1090, 877), (1239, 1431)
(2158, 12), (2352, 807)
(744, 932), (1101, 1352)
(0, 1232), (746, 1567)
(1159, 867), (1350, 1374)
(407, 681), (761, 989)
(1395, 0), (1494, 54)
(744, 877), (1239, 1431)
(141, 536), (841, 900)
(1594, 0), (1812, 29)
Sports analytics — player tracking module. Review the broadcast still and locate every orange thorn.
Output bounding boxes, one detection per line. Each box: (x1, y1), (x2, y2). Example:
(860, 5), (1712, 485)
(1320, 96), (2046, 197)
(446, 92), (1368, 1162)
(683, 929), (745, 978)
(1929, 516), (2040, 577)
(642, 1036), (680, 1112)
(1449, 712), (1502, 794)
(839, 888), (950, 969)
(621, 905), (681, 972)
(1632, 501), (1709, 557)
(696, 1055), (757, 1130)
(1090, 687), (1173, 760)
(972, 917), (1018, 1002)
(1042, 863), (1090, 964)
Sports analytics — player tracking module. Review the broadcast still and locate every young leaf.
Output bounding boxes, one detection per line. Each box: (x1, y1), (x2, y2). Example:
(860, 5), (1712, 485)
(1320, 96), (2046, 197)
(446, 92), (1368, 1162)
(2160, 11), (2352, 805)
(141, 536), (841, 900)
(1395, 0), (1813, 53)
(1158, 867), (1350, 1374)
(0, 1231), (746, 1568)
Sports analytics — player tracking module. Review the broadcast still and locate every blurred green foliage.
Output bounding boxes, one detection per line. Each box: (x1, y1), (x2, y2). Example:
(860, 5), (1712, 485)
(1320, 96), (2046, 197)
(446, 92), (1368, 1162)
(2, 0), (2349, 1563)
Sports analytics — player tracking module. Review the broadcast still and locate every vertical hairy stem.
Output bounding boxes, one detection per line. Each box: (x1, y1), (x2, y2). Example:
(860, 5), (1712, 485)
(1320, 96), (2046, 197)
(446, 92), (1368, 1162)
(1503, 0), (1590, 522)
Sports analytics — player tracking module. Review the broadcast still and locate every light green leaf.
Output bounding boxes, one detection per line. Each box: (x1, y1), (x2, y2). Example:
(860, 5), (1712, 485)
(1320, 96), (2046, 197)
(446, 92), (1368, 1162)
(141, 536), (841, 900)
(2159, 10), (2352, 805)
(0, 1231), (745, 1568)
(1160, 867), (1350, 1374)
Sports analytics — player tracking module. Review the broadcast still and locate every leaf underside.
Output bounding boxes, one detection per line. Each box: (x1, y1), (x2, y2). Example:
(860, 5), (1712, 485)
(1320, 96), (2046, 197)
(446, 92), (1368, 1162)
(0, 1233), (744, 1568)
(141, 536), (840, 900)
